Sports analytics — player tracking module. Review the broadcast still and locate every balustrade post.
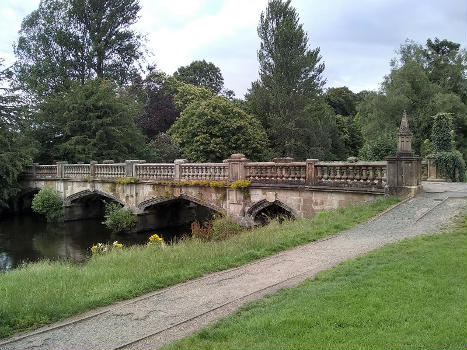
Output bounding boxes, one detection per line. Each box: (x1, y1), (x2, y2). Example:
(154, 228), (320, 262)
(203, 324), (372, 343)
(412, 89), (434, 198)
(90, 161), (97, 179)
(56, 161), (67, 178)
(225, 154), (248, 181)
(174, 159), (188, 181)
(305, 159), (318, 185)
(32, 163), (39, 179)
(125, 160), (144, 178)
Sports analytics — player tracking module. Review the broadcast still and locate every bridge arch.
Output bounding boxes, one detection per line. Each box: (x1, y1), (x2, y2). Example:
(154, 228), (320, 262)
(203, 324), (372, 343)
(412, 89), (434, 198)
(64, 189), (125, 207)
(246, 199), (298, 226)
(64, 189), (125, 221)
(8, 187), (41, 214)
(136, 194), (223, 233)
(137, 194), (223, 213)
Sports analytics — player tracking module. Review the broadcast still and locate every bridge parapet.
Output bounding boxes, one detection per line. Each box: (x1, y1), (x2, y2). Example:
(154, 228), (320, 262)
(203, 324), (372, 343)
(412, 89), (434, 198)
(23, 157), (388, 192)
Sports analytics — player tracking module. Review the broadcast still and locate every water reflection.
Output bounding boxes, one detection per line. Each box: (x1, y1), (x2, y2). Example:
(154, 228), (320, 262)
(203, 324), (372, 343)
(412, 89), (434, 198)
(0, 215), (190, 271)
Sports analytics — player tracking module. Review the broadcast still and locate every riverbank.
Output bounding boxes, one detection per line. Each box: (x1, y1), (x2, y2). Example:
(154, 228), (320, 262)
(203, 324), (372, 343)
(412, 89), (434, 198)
(0, 197), (398, 339)
(165, 213), (467, 350)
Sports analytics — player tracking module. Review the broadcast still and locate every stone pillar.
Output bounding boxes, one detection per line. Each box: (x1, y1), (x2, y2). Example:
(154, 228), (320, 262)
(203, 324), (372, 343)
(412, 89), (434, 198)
(174, 159), (188, 180)
(56, 161), (68, 178)
(90, 161), (97, 178)
(305, 159), (318, 185)
(32, 163), (39, 179)
(125, 160), (144, 177)
(386, 111), (422, 196)
(225, 154), (249, 181)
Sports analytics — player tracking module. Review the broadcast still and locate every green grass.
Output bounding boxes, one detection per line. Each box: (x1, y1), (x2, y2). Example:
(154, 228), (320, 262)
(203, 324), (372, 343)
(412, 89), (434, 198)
(165, 214), (467, 350)
(0, 197), (398, 339)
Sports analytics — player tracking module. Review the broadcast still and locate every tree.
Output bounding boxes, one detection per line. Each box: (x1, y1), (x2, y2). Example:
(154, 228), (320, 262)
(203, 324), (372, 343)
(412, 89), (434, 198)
(14, 0), (144, 98)
(246, 0), (328, 159)
(424, 38), (467, 100)
(0, 62), (37, 207)
(33, 79), (145, 163)
(129, 70), (179, 139)
(325, 87), (357, 117)
(357, 38), (466, 159)
(173, 60), (224, 94)
(169, 96), (270, 162)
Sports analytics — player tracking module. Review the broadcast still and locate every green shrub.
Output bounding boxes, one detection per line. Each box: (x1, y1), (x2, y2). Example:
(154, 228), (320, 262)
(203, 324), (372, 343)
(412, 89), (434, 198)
(434, 151), (466, 182)
(210, 216), (243, 241)
(191, 216), (243, 241)
(31, 187), (64, 222)
(102, 202), (136, 233)
(431, 113), (466, 182)
(431, 113), (452, 153)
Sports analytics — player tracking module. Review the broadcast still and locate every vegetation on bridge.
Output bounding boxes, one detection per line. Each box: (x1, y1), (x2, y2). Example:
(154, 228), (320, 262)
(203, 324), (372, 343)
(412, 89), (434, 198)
(165, 214), (467, 350)
(0, 197), (397, 338)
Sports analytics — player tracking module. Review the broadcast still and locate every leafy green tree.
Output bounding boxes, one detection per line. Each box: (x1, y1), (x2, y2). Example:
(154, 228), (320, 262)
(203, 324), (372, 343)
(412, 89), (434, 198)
(246, 0), (328, 159)
(358, 134), (397, 161)
(0, 62), (37, 207)
(34, 79), (145, 163)
(325, 87), (357, 117)
(168, 78), (213, 112)
(357, 38), (466, 159)
(424, 38), (467, 100)
(173, 60), (224, 94)
(138, 133), (181, 163)
(169, 96), (270, 162)
(333, 114), (363, 158)
(14, 0), (144, 98)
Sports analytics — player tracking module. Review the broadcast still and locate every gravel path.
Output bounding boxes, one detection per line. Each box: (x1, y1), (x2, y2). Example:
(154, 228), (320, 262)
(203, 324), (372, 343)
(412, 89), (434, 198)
(1, 182), (465, 350)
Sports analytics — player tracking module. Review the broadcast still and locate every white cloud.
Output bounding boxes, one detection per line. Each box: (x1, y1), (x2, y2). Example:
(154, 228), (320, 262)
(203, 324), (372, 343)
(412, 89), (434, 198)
(1, 0), (466, 97)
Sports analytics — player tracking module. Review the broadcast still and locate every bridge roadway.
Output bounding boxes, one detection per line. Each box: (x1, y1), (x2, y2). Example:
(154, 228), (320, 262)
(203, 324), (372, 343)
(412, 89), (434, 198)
(1, 182), (465, 350)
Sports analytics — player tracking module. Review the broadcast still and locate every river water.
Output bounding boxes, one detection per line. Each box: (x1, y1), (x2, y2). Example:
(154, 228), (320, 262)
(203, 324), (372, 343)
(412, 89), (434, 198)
(0, 215), (190, 271)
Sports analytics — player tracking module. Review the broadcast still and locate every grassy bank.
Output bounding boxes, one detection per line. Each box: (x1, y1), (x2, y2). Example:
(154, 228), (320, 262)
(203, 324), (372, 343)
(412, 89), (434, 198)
(165, 214), (467, 350)
(0, 197), (398, 338)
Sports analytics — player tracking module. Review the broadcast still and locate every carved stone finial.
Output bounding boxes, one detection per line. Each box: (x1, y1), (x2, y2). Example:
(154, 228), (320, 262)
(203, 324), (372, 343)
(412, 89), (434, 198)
(396, 110), (413, 156)
(398, 110), (412, 136)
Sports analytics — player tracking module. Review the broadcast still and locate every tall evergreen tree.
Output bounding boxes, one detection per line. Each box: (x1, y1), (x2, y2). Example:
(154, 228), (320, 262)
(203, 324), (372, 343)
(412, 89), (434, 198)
(246, 0), (330, 159)
(33, 79), (145, 163)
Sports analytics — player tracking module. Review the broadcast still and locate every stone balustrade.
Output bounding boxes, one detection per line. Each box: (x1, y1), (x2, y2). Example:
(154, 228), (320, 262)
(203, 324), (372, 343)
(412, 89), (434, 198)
(35, 164), (58, 178)
(135, 163), (175, 180)
(314, 161), (387, 189)
(63, 164), (91, 178)
(23, 157), (390, 192)
(245, 162), (307, 184)
(180, 163), (229, 181)
(94, 163), (126, 179)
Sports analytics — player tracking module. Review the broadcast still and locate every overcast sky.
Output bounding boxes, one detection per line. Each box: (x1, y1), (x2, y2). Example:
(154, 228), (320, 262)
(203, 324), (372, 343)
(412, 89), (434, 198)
(0, 0), (465, 97)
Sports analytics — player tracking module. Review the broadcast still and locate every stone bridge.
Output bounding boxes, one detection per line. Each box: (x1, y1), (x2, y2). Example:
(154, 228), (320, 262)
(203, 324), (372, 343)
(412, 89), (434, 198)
(19, 150), (422, 231)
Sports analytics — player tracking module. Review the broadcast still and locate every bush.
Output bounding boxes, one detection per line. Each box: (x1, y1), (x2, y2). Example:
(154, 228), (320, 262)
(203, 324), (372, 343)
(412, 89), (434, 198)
(434, 151), (466, 182)
(191, 216), (243, 241)
(31, 187), (64, 222)
(431, 113), (452, 152)
(431, 113), (465, 182)
(102, 202), (136, 233)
